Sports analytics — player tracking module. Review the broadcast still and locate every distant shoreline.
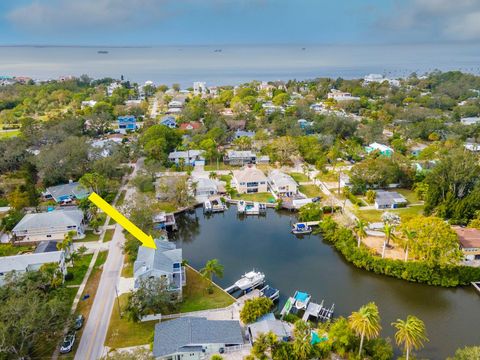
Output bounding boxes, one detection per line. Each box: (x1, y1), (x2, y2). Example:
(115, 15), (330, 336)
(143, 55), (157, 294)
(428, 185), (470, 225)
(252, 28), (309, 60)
(0, 45), (152, 49)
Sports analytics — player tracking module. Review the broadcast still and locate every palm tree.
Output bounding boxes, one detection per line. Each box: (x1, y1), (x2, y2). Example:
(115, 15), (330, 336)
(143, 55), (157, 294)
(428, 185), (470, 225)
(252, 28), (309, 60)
(401, 229), (416, 262)
(57, 231), (74, 257)
(392, 315), (428, 360)
(292, 320), (312, 360)
(348, 302), (382, 357)
(354, 219), (368, 248)
(382, 222), (396, 258)
(200, 259), (224, 281)
(209, 172), (218, 180)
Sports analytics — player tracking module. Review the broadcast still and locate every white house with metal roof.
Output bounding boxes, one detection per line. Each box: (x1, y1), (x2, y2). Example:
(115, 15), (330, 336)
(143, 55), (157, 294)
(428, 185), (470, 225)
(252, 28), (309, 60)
(374, 191), (407, 209)
(12, 209), (85, 242)
(268, 170), (298, 196)
(0, 250), (67, 286)
(153, 317), (244, 360)
(232, 166), (268, 194)
(133, 238), (185, 293)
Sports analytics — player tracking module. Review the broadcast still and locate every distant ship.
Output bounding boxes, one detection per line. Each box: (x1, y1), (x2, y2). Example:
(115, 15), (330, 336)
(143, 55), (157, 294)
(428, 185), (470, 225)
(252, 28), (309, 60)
(97, 50), (109, 54)
(214, 49), (222, 53)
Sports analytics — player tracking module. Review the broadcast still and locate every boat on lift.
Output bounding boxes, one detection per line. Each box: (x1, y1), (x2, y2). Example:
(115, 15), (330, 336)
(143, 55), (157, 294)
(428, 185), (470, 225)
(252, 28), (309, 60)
(234, 270), (265, 291)
(292, 222), (313, 235)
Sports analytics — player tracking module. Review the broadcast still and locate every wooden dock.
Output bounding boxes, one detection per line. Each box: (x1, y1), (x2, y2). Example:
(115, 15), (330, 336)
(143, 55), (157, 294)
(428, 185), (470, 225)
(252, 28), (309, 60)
(302, 301), (323, 321)
(304, 221), (321, 226)
(472, 281), (480, 294)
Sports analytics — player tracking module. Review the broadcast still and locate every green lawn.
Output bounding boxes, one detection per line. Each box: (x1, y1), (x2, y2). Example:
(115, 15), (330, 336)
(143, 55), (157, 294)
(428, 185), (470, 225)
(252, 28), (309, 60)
(179, 266), (234, 312)
(65, 254), (94, 286)
(204, 163), (236, 171)
(81, 230), (100, 242)
(156, 201), (178, 213)
(116, 190), (127, 207)
(298, 185), (322, 198)
(0, 244), (34, 256)
(233, 192), (275, 203)
(105, 266), (234, 348)
(289, 172), (309, 183)
(103, 229), (115, 242)
(395, 188), (421, 204)
(316, 171), (338, 182)
(355, 205), (425, 223)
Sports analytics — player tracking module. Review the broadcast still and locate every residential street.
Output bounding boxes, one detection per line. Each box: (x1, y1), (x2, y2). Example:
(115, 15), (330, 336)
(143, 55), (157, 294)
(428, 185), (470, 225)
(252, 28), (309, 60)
(75, 159), (142, 360)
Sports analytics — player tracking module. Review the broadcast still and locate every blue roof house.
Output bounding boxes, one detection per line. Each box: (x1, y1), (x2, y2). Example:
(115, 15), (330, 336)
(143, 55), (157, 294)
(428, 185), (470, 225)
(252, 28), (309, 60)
(117, 116), (137, 133)
(161, 116), (177, 129)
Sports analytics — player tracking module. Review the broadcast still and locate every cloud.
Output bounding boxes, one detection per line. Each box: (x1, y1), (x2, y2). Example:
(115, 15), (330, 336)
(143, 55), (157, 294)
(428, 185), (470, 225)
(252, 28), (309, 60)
(381, 0), (480, 41)
(6, 0), (170, 32)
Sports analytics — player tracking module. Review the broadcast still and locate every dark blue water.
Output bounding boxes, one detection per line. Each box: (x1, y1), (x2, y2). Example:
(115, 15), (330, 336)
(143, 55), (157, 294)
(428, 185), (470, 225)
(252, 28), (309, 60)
(173, 207), (480, 359)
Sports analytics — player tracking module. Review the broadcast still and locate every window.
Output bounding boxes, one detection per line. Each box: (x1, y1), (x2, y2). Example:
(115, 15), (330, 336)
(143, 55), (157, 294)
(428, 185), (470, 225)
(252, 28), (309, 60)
(247, 182), (258, 187)
(46, 235), (52, 238)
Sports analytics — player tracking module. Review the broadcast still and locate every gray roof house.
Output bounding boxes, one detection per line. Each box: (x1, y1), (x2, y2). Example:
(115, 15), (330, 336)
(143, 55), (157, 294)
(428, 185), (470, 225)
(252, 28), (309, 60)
(44, 181), (90, 203)
(0, 250), (67, 286)
(247, 313), (293, 344)
(192, 177), (219, 201)
(374, 191), (407, 209)
(153, 317), (244, 360)
(133, 237), (185, 292)
(168, 150), (205, 166)
(224, 150), (257, 166)
(12, 209), (85, 242)
(268, 170), (298, 196)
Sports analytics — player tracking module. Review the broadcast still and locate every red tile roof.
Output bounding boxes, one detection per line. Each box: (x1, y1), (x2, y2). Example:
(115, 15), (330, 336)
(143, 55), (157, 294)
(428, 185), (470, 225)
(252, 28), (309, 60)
(179, 121), (202, 130)
(453, 227), (480, 248)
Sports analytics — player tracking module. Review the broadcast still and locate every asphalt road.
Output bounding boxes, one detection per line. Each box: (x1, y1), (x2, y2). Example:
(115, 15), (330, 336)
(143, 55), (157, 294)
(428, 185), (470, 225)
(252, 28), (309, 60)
(75, 160), (142, 359)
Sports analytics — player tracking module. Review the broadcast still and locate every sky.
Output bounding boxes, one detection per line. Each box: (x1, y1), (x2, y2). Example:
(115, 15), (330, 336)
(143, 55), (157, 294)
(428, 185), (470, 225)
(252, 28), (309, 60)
(1, 0), (480, 46)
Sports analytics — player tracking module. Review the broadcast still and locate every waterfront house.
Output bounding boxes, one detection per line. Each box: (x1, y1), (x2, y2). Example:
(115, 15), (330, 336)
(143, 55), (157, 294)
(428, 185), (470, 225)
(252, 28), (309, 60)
(133, 237), (185, 292)
(153, 317), (244, 360)
(327, 89), (360, 102)
(460, 117), (480, 125)
(12, 209), (85, 242)
(247, 313), (293, 344)
(453, 227), (480, 261)
(192, 177), (219, 199)
(168, 150), (205, 166)
(0, 250), (67, 286)
(44, 181), (90, 203)
(152, 212), (177, 231)
(365, 142), (394, 157)
(224, 150), (257, 166)
(374, 191), (407, 209)
(232, 166), (268, 194)
(117, 116), (137, 133)
(179, 121), (202, 131)
(160, 116), (177, 129)
(268, 170), (298, 196)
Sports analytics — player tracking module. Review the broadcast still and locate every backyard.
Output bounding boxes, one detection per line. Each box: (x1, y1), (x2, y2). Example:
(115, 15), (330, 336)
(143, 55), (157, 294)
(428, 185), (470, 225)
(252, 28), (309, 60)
(104, 266), (234, 348)
(298, 185), (322, 198)
(233, 192), (276, 203)
(355, 205), (425, 223)
(289, 172), (310, 183)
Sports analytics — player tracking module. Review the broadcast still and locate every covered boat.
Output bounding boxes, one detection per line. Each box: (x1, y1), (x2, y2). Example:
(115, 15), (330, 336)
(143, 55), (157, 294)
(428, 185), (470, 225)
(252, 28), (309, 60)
(293, 291), (311, 310)
(292, 222), (312, 234)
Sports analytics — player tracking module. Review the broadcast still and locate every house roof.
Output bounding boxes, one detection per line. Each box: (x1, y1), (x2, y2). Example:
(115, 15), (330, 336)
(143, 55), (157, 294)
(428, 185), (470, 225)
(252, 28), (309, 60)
(134, 238), (182, 276)
(193, 177), (218, 191)
(153, 317), (243, 358)
(233, 167), (267, 183)
(12, 209), (84, 234)
(453, 227), (480, 249)
(0, 251), (64, 273)
(375, 191), (407, 206)
(226, 150), (256, 158)
(248, 314), (293, 342)
(234, 130), (255, 138)
(367, 143), (393, 153)
(45, 182), (90, 202)
(168, 150), (205, 160)
(179, 121), (202, 130)
(268, 170), (297, 188)
(118, 116), (136, 122)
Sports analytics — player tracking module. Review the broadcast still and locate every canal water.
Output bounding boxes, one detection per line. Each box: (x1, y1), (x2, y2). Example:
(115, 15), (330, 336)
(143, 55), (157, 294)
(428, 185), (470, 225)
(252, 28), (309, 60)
(172, 207), (480, 359)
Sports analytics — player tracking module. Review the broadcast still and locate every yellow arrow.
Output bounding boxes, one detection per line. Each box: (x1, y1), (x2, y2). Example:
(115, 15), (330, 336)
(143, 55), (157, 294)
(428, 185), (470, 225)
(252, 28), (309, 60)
(88, 192), (157, 249)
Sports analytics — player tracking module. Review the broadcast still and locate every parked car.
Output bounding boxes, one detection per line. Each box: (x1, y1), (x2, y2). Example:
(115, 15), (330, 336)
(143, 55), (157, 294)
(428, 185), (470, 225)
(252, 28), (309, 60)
(59, 333), (75, 354)
(74, 314), (84, 330)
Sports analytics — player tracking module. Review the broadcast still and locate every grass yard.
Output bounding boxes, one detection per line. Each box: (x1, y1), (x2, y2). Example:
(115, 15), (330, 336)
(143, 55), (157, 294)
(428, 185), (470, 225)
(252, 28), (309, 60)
(121, 254), (134, 278)
(179, 266), (234, 313)
(395, 188), (422, 204)
(81, 230), (101, 242)
(204, 163), (236, 171)
(355, 205), (425, 223)
(65, 254), (94, 286)
(156, 201), (178, 213)
(0, 244), (34, 256)
(116, 190), (127, 207)
(233, 192), (275, 203)
(316, 171), (339, 182)
(103, 228), (115, 242)
(289, 172), (309, 183)
(0, 130), (20, 138)
(298, 185), (322, 198)
(105, 266), (234, 348)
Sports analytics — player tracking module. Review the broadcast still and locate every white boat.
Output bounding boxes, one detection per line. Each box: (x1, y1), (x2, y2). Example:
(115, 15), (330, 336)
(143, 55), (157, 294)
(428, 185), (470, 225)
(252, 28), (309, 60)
(203, 200), (212, 212)
(237, 200), (246, 213)
(292, 223), (312, 234)
(293, 291), (311, 310)
(234, 270), (265, 290)
(245, 202), (260, 215)
(210, 198), (227, 212)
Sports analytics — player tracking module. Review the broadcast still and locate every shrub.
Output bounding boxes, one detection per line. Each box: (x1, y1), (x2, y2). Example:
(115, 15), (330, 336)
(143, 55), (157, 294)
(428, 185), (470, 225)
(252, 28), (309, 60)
(240, 297), (273, 324)
(318, 217), (480, 287)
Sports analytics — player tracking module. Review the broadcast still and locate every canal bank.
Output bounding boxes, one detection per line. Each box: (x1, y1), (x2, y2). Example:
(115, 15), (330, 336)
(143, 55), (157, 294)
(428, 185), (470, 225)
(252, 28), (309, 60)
(172, 206), (480, 358)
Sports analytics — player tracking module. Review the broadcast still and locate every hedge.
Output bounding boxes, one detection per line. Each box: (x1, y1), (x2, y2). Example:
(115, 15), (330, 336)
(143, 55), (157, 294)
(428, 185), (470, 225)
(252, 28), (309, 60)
(318, 217), (480, 287)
